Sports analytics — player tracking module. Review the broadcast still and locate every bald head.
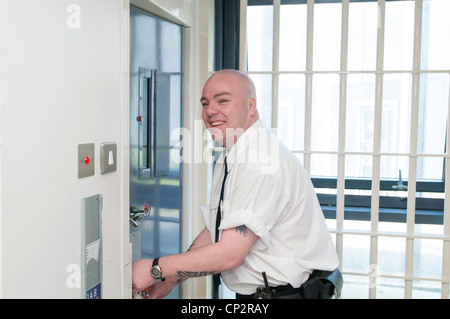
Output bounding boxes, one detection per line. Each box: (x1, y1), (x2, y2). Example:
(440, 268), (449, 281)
(201, 69), (259, 149)
(206, 69), (257, 100)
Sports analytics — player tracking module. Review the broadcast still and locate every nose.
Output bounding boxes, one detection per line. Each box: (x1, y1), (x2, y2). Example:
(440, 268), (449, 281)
(204, 101), (219, 117)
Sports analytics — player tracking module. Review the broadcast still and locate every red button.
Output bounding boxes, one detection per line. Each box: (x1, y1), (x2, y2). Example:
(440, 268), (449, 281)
(84, 156), (91, 164)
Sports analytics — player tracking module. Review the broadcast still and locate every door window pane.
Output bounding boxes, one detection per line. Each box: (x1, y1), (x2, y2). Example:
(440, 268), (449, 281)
(380, 74), (412, 154)
(384, 1), (414, 70)
(343, 234), (370, 273)
(247, 4), (273, 71)
(376, 278), (405, 299)
(346, 74), (376, 153)
(348, 1), (378, 71)
(249, 73), (273, 128)
(278, 74), (305, 150)
(311, 74), (339, 152)
(412, 280), (441, 299)
(378, 236), (406, 276)
(414, 239), (442, 279)
(310, 153), (337, 177)
(380, 155), (409, 180)
(280, 4), (307, 71)
(421, 0), (450, 70)
(342, 275), (369, 299)
(313, 2), (341, 71)
(345, 154), (373, 179)
(417, 74), (449, 156)
(417, 156), (444, 181)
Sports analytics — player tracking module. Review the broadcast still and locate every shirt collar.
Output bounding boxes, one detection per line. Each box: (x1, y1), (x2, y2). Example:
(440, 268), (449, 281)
(224, 119), (265, 169)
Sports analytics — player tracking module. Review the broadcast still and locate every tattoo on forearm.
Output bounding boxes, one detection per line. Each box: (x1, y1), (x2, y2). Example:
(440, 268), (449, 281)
(235, 225), (248, 236)
(176, 271), (215, 278)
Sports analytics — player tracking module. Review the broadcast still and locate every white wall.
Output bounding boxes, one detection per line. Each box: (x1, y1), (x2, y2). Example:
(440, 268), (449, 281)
(0, 0), (211, 299)
(0, 0), (129, 298)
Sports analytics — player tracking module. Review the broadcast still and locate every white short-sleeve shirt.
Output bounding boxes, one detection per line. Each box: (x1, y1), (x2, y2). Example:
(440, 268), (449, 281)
(201, 120), (339, 295)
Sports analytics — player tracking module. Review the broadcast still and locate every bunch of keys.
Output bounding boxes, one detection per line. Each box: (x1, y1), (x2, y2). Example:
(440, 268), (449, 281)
(134, 287), (150, 299)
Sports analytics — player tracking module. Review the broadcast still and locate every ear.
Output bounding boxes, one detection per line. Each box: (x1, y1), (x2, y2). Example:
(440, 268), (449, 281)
(248, 98), (257, 116)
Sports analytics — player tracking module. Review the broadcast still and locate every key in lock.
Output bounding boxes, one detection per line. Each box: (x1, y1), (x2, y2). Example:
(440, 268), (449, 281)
(129, 202), (151, 228)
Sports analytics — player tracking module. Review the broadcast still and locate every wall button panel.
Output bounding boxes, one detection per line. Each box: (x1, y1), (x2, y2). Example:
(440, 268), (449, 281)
(78, 143), (95, 178)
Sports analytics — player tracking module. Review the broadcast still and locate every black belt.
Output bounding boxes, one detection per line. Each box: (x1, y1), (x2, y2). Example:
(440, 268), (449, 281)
(236, 283), (304, 299)
(235, 269), (342, 300)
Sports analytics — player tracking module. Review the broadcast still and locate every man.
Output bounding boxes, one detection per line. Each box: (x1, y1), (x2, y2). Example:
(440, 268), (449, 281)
(132, 69), (339, 299)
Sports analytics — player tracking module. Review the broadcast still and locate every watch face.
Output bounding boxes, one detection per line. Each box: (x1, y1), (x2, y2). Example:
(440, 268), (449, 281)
(151, 266), (161, 277)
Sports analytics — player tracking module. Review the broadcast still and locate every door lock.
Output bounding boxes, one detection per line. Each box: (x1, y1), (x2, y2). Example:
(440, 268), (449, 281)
(129, 202), (151, 228)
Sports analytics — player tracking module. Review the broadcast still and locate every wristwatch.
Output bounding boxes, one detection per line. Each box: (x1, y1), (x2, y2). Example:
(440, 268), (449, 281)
(150, 257), (165, 281)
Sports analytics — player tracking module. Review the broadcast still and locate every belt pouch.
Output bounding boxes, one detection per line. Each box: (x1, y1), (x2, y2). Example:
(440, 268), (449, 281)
(301, 277), (321, 299)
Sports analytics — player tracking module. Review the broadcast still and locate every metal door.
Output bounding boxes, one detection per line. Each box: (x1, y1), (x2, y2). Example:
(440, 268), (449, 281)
(129, 5), (183, 298)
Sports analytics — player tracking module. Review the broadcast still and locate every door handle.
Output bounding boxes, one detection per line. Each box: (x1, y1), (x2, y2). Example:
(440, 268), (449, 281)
(137, 68), (153, 180)
(137, 68), (171, 180)
(392, 169), (408, 191)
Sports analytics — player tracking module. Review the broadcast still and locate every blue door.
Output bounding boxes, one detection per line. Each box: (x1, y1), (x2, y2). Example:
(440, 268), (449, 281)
(129, 5), (183, 298)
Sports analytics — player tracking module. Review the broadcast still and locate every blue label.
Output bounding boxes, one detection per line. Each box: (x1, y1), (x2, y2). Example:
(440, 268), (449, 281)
(86, 283), (101, 299)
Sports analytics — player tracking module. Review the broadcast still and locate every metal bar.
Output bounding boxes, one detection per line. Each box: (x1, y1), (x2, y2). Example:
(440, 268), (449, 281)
(442, 76), (450, 299)
(336, 0), (349, 277)
(303, 0), (314, 173)
(239, 0), (248, 72)
(311, 177), (445, 193)
(271, 0), (281, 132)
(370, 0), (386, 298)
(290, 149), (450, 158)
(337, 271), (450, 284)
(246, 69), (450, 75)
(404, 0), (423, 299)
(330, 228), (450, 241)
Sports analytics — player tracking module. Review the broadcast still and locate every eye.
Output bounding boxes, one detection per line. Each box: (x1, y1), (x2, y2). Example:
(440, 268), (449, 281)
(218, 99), (229, 104)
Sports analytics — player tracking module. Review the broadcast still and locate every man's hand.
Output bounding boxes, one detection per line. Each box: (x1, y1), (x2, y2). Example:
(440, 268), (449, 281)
(132, 259), (155, 294)
(145, 279), (177, 299)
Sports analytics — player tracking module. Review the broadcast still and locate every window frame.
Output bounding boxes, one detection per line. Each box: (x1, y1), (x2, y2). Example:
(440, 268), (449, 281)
(217, 0), (446, 226)
(215, 0), (450, 300)
(214, 0), (241, 70)
(313, 177), (445, 225)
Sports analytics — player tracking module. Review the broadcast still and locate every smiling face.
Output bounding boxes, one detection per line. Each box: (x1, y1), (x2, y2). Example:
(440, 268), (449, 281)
(201, 70), (259, 149)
